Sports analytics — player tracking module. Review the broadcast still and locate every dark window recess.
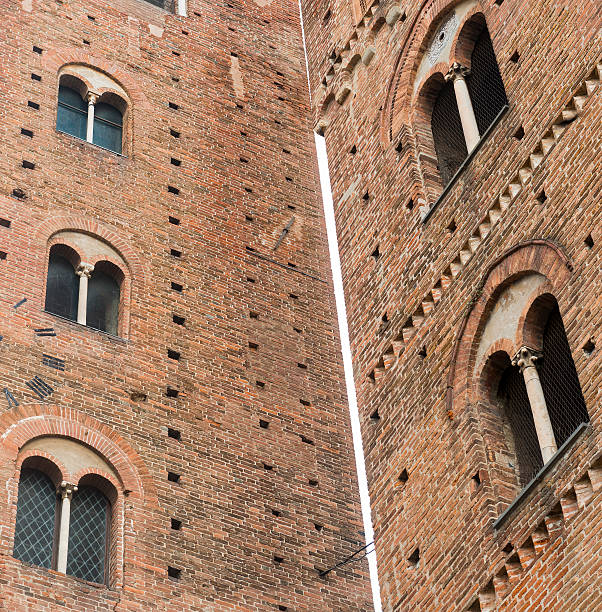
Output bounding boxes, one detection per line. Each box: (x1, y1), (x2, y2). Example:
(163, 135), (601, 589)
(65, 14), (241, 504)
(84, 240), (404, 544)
(498, 359), (542, 487)
(45, 250), (79, 321)
(539, 304), (590, 446)
(167, 428), (181, 440)
(431, 79), (467, 185)
(13, 468), (56, 569)
(466, 27), (508, 135)
(66, 487), (109, 584)
(21, 128), (33, 138)
(57, 85), (87, 141)
(86, 265), (120, 335)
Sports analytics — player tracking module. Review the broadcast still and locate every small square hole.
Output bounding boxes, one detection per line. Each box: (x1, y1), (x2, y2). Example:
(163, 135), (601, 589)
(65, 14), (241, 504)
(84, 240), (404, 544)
(406, 198), (414, 210)
(583, 338), (595, 355)
(537, 189), (547, 204)
(249, 311), (259, 319)
(349, 145), (357, 155)
(170, 248), (182, 258)
(167, 472), (181, 483)
(168, 185), (180, 195)
(28, 101), (40, 110)
(370, 409), (380, 422)
(167, 349), (181, 360)
(585, 234), (594, 249)
(0, 251), (7, 261)
(12, 188), (25, 199)
(172, 314), (185, 326)
(170, 129), (181, 138)
(407, 548), (420, 566)
(308, 479), (318, 487)
(171, 157), (181, 166)
(32, 45), (43, 54)
(31, 73), (42, 81)
(259, 419), (270, 429)
(167, 428), (181, 440)
(171, 282), (183, 292)
(248, 342), (258, 350)
(166, 387), (180, 398)
(263, 463), (273, 471)
(169, 216), (180, 225)
(447, 219), (457, 233)
(398, 469), (409, 483)
(22, 160), (35, 170)
(514, 126), (525, 140)
(167, 566), (181, 579)
(0, 218), (11, 228)
(510, 50), (520, 63)
(169, 102), (179, 110)
(21, 128), (33, 138)
(171, 518), (182, 530)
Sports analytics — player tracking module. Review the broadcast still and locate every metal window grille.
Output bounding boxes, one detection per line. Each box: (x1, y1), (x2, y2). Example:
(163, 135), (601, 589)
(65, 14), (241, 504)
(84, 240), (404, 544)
(498, 365), (543, 487)
(142, 0), (175, 10)
(540, 305), (589, 446)
(13, 469), (57, 568)
(431, 79), (468, 185)
(45, 253), (79, 321)
(466, 28), (508, 135)
(66, 487), (109, 584)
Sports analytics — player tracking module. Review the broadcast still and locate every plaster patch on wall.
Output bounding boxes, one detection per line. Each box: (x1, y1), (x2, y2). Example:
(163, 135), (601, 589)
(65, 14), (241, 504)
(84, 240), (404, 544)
(149, 24), (164, 37)
(22, 0), (32, 12)
(230, 56), (245, 99)
(252, 0), (274, 7)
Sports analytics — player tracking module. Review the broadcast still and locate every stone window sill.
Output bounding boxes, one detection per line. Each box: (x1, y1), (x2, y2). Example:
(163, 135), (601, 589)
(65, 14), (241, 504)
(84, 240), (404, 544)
(45, 310), (127, 344)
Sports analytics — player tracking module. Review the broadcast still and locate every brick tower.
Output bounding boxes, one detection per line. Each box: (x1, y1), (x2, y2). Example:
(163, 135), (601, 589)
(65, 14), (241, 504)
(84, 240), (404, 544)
(302, 0), (602, 609)
(0, 0), (372, 609)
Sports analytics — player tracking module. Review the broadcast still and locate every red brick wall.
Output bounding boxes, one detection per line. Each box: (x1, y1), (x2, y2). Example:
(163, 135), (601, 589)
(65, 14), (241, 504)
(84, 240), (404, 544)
(0, 0), (372, 609)
(301, 0), (602, 609)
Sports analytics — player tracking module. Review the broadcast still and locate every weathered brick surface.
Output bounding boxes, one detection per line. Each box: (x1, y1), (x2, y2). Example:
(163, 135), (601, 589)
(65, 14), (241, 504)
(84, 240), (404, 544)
(301, 0), (601, 609)
(0, 0), (372, 609)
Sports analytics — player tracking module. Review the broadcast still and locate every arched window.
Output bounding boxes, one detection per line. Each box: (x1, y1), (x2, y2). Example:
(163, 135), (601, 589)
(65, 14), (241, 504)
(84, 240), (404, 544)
(66, 487), (110, 583)
(497, 358), (544, 486)
(539, 303), (590, 445)
(93, 102), (123, 153)
(45, 246), (79, 321)
(13, 468), (57, 569)
(466, 26), (508, 135)
(45, 235), (126, 336)
(86, 263), (121, 335)
(57, 85), (88, 141)
(431, 79), (468, 185)
(13, 462), (113, 584)
(56, 72), (126, 155)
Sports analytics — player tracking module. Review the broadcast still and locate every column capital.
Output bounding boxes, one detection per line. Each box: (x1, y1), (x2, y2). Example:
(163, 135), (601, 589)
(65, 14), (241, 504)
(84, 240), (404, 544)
(58, 481), (78, 500)
(86, 91), (99, 105)
(76, 262), (95, 278)
(512, 346), (542, 371)
(445, 61), (470, 82)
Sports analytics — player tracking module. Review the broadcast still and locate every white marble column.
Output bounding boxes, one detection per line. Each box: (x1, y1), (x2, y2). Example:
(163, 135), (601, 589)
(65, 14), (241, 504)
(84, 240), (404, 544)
(86, 93), (98, 144)
(56, 481), (78, 574)
(445, 62), (480, 153)
(512, 346), (558, 463)
(76, 263), (94, 326)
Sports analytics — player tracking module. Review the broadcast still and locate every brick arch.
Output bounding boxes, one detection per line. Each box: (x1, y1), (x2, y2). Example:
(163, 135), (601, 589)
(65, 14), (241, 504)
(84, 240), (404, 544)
(448, 8), (487, 68)
(0, 403), (157, 506)
(16, 449), (67, 486)
(446, 240), (572, 413)
(33, 213), (146, 285)
(381, 0), (486, 145)
(41, 49), (150, 112)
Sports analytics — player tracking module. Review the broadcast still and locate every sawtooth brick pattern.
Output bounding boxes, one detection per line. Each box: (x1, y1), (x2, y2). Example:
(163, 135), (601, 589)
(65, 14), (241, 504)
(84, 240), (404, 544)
(301, 0), (602, 609)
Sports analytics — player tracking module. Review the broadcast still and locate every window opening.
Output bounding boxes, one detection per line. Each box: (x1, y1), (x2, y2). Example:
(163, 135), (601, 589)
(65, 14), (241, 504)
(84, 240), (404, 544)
(45, 250), (79, 321)
(86, 267), (120, 335)
(13, 468), (57, 569)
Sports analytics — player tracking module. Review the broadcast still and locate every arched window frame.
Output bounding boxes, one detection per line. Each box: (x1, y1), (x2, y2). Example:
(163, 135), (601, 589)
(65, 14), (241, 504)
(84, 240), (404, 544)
(44, 232), (131, 338)
(11, 450), (120, 586)
(410, 11), (509, 204)
(56, 68), (130, 156)
(449, 243), (591, 515)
